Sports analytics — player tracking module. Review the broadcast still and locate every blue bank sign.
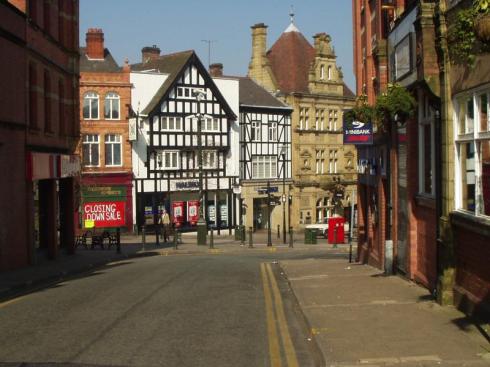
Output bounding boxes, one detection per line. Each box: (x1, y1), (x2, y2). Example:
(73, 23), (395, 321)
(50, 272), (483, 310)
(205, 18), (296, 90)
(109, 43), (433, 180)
(343, 119), (373, 145)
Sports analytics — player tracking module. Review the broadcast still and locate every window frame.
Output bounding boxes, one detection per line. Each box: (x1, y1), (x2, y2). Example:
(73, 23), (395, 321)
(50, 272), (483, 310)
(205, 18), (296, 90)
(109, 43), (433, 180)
(160, 150), (180, 170)
(251, 155), (277, 179)
(83, 92), (99, 120)
(251, 120), (261, 141)
(82, 134), (100, 167)
(104, 92), (120, 120)
(104, 134), (122, 167)
(268, 121), (277, 142)
(454, 86), (490, 218)
(161, 116), (183, 131)
(418, 92), (436, 197)
(201, 150), (217, 169)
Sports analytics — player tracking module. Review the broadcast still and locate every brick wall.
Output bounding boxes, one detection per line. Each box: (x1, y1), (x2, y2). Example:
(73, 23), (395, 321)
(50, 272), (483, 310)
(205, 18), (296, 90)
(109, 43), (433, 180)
(453, 223), (490, 316)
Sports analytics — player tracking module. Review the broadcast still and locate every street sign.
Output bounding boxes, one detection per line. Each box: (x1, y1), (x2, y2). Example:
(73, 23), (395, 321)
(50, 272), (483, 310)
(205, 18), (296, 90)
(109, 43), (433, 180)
(257, 186), (278, 194)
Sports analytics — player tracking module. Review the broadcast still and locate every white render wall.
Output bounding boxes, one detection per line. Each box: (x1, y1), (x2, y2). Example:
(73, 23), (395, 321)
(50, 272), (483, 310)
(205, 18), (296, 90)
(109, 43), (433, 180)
(213, 77), (240, 178)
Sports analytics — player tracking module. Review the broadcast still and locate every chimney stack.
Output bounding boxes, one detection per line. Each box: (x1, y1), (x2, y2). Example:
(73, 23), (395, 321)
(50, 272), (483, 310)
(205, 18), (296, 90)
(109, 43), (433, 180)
(86, 28), (105, 60)
(209, 63), (223, 77)
(250, 23), (268, 65)
(141, 45), (161, 63)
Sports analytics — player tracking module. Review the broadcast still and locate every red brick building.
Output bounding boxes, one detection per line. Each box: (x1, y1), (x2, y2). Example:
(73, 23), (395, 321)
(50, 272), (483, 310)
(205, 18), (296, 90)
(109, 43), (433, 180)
(0, 0), (80, 270)
(78, 29), (133, 232)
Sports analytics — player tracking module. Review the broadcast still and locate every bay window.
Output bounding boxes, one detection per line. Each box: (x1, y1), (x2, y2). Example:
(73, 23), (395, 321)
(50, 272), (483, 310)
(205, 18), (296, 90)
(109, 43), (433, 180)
(252, 156), (277, 179)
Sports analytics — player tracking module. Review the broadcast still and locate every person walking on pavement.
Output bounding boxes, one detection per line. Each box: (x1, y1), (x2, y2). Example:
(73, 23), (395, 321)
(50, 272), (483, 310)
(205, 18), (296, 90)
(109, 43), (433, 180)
(160, 209), (171, 243)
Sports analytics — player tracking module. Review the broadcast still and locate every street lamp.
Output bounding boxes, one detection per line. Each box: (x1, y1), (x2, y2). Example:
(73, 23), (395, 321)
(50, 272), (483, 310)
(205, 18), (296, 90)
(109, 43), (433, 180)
(279, 144), (288, 244)
(193, 89), (207, 246)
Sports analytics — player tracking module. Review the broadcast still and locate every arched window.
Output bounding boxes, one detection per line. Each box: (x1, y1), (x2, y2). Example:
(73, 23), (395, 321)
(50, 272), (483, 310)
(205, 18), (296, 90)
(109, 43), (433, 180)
(328, 66), (332, 80)
(104, 92), (120, 120)
(83, 92), (99, 119)
(320, 65), (325, 80)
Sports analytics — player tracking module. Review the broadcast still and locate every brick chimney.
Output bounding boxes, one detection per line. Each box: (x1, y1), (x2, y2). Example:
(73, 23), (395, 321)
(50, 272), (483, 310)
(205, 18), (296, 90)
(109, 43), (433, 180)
(141, 45), (161, 63)
(209, 63), (223, 77)
(85, 28), (105, 60)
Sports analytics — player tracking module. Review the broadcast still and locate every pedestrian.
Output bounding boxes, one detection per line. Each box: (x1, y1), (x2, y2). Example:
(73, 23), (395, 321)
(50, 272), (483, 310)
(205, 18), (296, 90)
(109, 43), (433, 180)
(160, 209), (171, 243)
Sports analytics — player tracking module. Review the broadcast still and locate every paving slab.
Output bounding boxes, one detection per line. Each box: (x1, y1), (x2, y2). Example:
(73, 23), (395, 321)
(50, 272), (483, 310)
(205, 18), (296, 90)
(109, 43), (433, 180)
(280, 258), (490, 367)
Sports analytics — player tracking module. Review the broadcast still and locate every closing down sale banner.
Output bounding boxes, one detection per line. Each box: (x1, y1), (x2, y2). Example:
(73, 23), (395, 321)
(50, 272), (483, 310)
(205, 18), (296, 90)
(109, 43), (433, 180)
(83, 201), (125, 228)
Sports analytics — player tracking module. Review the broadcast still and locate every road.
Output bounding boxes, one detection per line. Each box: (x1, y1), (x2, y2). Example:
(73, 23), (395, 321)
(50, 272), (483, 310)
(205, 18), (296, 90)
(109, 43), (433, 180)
(0, 250), (338, 367)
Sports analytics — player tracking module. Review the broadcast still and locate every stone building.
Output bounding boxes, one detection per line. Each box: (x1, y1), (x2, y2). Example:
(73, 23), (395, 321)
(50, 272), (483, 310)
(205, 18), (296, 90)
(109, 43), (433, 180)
(79, 29), (133, 232)
(247, 18), (356, 229)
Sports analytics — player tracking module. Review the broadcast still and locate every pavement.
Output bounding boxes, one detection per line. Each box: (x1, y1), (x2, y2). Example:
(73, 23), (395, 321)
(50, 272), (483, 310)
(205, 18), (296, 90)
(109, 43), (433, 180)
(280, 258), (490, 366)
(1, 230), (489, 366)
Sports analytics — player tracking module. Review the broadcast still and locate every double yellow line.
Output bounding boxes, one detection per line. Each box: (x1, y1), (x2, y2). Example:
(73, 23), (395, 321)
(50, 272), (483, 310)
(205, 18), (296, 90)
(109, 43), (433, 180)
(261, 263), (299, 367)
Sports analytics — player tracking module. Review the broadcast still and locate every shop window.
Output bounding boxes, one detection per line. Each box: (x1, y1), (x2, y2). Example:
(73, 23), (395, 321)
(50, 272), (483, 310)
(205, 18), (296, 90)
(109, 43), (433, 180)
(104, 92), (120, 120)
(83, 92), (99, 120)
(82, 134), (99, 166)
(105, 134), (122, 166)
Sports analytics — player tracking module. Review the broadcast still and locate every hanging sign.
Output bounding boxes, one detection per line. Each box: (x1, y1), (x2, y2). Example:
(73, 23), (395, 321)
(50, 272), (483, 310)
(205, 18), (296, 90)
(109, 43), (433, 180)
(343, 118), (373, 145)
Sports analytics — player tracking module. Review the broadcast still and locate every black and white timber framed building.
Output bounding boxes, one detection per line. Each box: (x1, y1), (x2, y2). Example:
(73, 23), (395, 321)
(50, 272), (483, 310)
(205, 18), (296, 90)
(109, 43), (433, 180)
(238, 77), (292, 232)
(130, 49), (239, 232)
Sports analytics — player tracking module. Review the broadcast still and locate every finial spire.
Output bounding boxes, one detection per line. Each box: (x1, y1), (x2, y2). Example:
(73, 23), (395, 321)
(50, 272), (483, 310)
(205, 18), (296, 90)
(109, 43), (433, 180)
(289, 5), (295, 24)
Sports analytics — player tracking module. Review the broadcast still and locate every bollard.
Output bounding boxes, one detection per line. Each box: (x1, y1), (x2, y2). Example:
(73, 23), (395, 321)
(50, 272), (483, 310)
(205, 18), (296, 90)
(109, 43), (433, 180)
(116, 227), (121, 254)
(209, 228), (214, 249)
(173, 229), (179, 250)
(333, 226), (338, 248)
(277, 225), (280, 239)
(248, 227), (253, 248)
(142, 225), (146, 251)
(289, 227), (293, 248)
(155, 224), (160, 246)
(348, 231), (353, 263)
(240, 226), (245, 247)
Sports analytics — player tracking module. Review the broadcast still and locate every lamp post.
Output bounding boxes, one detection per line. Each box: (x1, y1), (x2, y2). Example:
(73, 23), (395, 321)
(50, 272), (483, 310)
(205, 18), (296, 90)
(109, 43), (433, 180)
(280, 145), (287, 244)
(194, 89), (207, 246)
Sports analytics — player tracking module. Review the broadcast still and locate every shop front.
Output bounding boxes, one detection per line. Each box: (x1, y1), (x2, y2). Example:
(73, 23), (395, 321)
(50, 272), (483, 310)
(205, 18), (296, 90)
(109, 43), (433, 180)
(80, 173), (133, 232)
(135, 178), (236, 233)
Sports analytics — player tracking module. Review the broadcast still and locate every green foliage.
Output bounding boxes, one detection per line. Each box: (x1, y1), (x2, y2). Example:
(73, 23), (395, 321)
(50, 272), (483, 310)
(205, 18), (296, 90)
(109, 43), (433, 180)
(448, 7), (478, 65)
(344, 95), (375, 127)
(474, 0), (490, 14)
(374, 84), (417, 127)
(449, 1), (490, 65)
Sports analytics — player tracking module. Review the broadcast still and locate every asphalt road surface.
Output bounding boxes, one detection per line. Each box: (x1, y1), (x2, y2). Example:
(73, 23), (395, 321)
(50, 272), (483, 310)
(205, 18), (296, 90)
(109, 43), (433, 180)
(0, 250), (339, 367)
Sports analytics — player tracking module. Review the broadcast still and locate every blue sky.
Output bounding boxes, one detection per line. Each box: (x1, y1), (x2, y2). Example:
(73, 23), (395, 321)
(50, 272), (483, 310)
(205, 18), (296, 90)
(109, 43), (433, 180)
(79, 0), (355, 90)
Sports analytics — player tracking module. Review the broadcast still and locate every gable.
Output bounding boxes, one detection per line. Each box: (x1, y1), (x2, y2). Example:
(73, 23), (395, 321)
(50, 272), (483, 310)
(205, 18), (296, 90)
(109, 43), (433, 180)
(142, 52), (236, 121)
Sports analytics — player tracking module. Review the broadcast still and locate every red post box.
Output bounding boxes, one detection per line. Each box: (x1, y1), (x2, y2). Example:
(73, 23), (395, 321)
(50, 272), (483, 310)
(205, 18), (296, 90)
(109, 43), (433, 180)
(172, 201), (185, 228)
(328, 217), (345, 244)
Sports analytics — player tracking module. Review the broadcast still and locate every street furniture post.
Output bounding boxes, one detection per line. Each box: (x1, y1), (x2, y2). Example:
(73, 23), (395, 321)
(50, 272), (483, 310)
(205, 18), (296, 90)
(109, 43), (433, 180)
(142, 224), (146, 252)
(267, 181), (272, 247)
(289, 227), (293, 248)
(277, 225), (280, 239)
(248, 226), (253, 248)
(209, 228), (214, 249)
(173, 229), (179, 250)
(116, 227), (121, 254)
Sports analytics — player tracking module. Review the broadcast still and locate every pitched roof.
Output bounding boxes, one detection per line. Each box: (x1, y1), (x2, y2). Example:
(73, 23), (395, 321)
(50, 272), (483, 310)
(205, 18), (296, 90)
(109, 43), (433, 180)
(266, 29), (315, 93)
(131, 50), (194, 115)
(80, 47), (121, 73)
(239, 77), (291, 109)
(342, 83), (356, 99)
(133, 50), (236, 120)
